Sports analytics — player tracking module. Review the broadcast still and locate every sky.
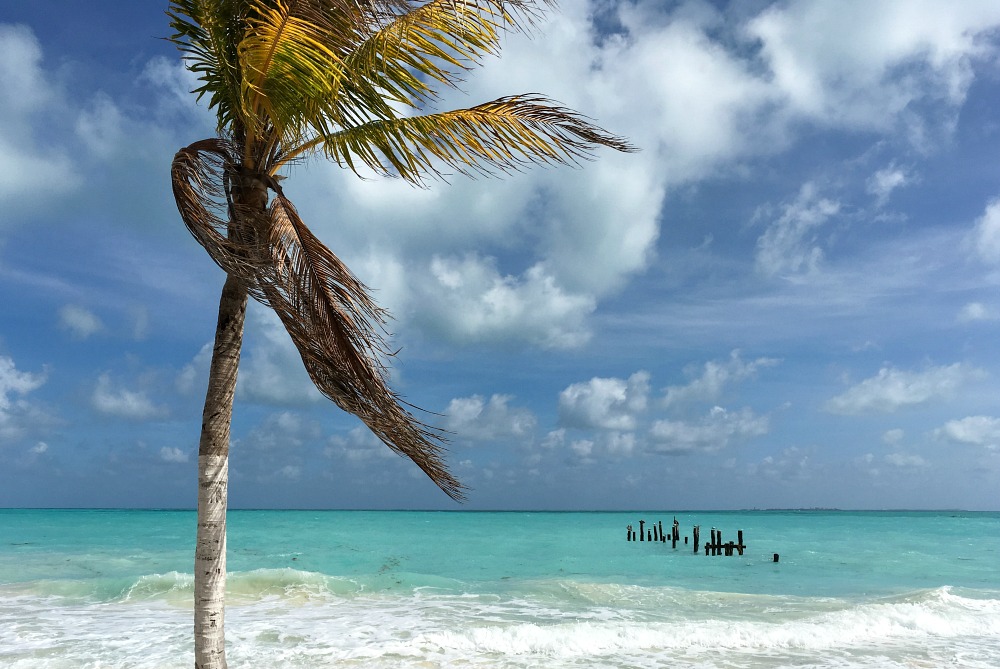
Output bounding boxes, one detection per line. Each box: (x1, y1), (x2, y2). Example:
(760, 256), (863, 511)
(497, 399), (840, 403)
(2, 1), (1000, 511)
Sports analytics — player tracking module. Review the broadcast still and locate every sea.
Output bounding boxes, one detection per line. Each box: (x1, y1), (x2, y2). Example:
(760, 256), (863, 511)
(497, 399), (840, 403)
(1, 509), (998, 668)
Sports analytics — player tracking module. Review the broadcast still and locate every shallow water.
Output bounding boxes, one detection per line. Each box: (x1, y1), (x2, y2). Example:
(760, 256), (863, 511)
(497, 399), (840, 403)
(2, 509), (998, 668)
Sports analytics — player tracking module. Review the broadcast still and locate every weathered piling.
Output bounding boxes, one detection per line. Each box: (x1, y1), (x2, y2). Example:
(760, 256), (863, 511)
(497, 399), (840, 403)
(625, 517), (751, 560)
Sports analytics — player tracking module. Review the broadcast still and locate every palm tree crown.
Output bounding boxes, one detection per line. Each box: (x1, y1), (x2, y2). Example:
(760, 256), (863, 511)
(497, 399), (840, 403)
(170, 0), (633, 501)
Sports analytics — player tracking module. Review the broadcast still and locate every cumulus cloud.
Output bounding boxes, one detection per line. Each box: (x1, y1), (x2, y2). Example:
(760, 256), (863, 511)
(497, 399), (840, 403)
(972, 198), (1000, 263)
(0, 356), (48, 441)
(935, 415), (1000, 450)
(867, 164), (912, 207)
(958, 302), (999, 322)
(649, 406), (769, 454)
(746, 0), (1000, 141)
(91, 373), (166, 420)
(159, 446), (189, 463)
(747, 447), (812, 481)
(325, 425), (397, 464)
(663, 351), (779, 407)
(238, 411), (321, 453)
(58, 305), (104, 339)
(882, 428), (905, 445)
(237, 305), (323, 406)
(443, 394), (537, 443)
(415, 255), (596, 349)
(825, 363), (984, 414)
(754, 182), (841, 277)
(0, 24), (79, 214)
(883, 452), (927, 468)
(558, 371), (650, 431)
(277, 0), (1000, 350)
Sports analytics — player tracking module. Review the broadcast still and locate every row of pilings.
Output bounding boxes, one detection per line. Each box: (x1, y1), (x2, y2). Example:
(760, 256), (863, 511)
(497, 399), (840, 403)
(626, 517), (749, 557)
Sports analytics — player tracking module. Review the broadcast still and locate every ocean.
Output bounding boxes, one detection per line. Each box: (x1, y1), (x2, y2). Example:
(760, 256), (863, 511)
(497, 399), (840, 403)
(1, 509), (998, 668)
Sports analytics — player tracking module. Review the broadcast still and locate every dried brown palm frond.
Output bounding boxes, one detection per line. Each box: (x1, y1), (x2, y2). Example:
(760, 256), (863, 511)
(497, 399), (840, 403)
(172, 137), (465, 500)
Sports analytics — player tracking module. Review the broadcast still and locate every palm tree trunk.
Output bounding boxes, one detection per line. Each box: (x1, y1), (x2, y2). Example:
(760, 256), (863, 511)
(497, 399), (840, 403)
(194, 273), (248, 669)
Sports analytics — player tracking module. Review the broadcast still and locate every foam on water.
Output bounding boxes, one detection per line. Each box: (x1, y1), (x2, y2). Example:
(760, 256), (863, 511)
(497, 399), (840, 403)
(2, 572), (999, 669)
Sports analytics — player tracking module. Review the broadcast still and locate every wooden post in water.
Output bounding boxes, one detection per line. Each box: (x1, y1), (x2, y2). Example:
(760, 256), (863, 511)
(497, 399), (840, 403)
(648, 529), (652, 541)
(639, 519), (645, 542)
(693, 525), (700, 553)
(737, 530), (745, 556)
(773, 553), (779, 563)
(659, 521), (665, 543)
(715, 530), (722, 556)
(652, 523), (659, 542)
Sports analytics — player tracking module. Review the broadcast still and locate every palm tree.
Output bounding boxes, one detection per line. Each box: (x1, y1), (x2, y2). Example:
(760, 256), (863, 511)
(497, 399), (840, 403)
(168, 0), (633, 666)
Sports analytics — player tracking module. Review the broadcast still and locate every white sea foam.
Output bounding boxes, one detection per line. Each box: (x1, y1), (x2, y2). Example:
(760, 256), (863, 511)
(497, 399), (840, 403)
(2, 577), (998, 669)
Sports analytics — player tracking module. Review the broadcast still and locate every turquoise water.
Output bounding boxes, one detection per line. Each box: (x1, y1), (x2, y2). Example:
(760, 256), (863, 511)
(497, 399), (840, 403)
(2, 509), (999, 667)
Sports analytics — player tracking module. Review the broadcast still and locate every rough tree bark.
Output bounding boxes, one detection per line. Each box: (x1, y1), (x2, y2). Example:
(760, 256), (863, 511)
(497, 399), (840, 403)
(194, 273), (248, 669)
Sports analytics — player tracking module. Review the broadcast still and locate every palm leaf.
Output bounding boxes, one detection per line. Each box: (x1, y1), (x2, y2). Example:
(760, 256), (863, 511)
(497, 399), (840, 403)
(313, 94), (637, 183)
(171, 138), (465, 500)
(168, 0), (253, 133)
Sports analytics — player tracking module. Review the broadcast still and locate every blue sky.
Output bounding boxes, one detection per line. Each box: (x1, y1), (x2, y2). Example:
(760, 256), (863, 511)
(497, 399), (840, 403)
(2, 1), (1000, 510)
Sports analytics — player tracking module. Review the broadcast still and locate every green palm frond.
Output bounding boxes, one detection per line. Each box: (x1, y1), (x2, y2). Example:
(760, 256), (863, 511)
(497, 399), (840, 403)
(310, 94), (637, 183)
(167, 0), (252, 133)
(336, 0), (553, 115)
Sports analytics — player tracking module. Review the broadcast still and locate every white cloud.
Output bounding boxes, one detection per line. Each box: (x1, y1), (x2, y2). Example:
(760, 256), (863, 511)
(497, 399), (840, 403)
(0, 355), (49, 441)
(825, 363), (983, 414)
(569, 439), (596, 463)
(882, 428), (905, 445)
(415, 255), (596, 349)
(159, 446), (189, 463)
(972, 198), (1000, 263)
(867, 164), (912, 207)
(58, 305), (104, 339)
(237, 305), (323, 406)
(279, 465), (301, 480)
(649, 406), (769, 454)
(755, 182), (840, 277)
(91, 372), (166, 420)
(663, 351), (779, 407)
(176, 342), (212, 396)
(746, 447), (812, 481)
(325, 425), (396, 464)
(559, 371), (650, 431)
(238, 411), (321, 453)
(0, 24), (79, 215)
(0, 355), (46, 412)
(443, 394), (537, 443)
(935, 415), (1000, 450)
(883, 452), (927, 468)
(279, 0), (1000, 351)
(746, 0), (1000, 141)
(958, 302), (999, 322)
